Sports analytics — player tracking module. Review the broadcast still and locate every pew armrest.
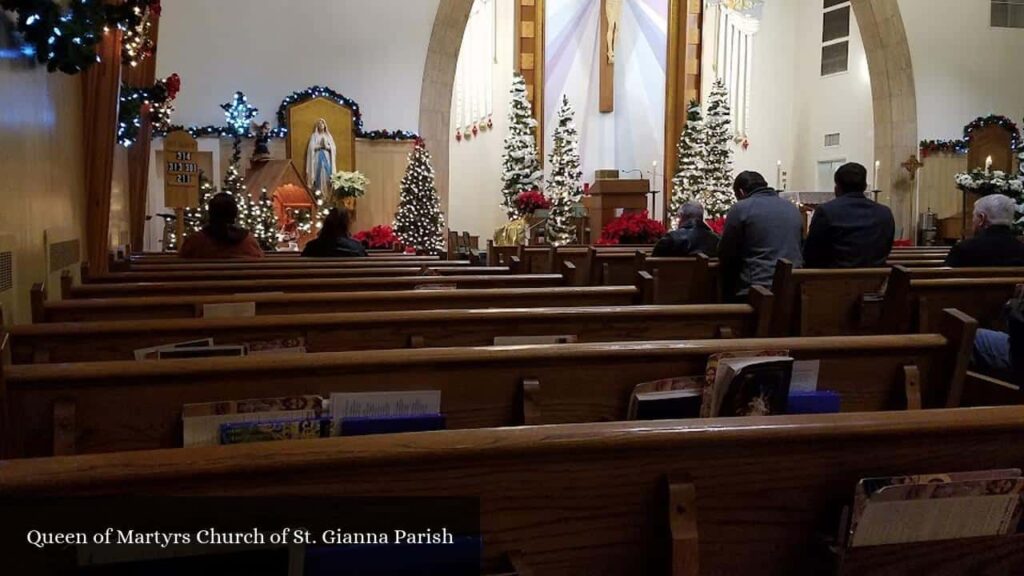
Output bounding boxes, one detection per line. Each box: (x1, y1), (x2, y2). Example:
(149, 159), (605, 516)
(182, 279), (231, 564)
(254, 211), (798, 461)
(962, 371), (1022, 407)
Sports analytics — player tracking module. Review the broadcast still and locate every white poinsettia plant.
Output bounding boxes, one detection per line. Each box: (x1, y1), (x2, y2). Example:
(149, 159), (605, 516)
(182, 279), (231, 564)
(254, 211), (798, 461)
(330, 170), (370, 199)
(954, 168), (1024, 195)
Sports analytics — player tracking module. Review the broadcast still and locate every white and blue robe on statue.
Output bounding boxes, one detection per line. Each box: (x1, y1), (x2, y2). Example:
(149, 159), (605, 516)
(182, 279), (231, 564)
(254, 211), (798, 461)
(305, 119), (337, 194)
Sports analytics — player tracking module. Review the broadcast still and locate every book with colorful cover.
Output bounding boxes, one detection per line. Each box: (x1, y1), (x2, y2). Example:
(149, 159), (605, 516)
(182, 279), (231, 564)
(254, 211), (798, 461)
(245, 336), (307, 355)
(700, 350), (789, 418)
(848, 469), (1024, 547)
(219, 417), (331, 445)
(182, 395), (325, 447)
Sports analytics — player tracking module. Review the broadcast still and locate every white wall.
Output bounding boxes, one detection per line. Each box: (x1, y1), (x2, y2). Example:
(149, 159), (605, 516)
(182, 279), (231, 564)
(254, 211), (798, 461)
(448, 0), (514, 241)
(156, 0), (440, 132)
(900, 0), (1024, 141)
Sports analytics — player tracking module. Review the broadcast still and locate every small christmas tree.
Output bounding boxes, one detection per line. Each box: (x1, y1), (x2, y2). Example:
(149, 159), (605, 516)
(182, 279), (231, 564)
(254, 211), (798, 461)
(394, 140), (446, 254)
(670, 100), (708, 216)
(701, 79), (735, 217)
(500, 73), (544, 220)
(546, 95), (583, 246)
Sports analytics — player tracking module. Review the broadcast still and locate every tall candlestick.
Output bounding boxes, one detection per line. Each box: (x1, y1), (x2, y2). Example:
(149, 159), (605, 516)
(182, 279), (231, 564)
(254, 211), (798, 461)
(985, 155), (993, 175)
(776, 160), (782, 189)
(873, 160), (880, 191)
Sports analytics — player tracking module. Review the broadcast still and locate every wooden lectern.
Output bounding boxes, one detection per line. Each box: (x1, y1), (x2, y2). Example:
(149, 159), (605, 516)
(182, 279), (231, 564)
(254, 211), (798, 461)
(584, 179), (651, 235)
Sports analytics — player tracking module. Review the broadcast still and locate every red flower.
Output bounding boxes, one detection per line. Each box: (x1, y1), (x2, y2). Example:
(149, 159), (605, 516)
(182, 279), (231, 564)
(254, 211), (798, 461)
(354, 225), (398, 249)
(705, 217), (726, 235)
(149, 0), (162, 17)
(598, 211), (667, 245)
(163, 73), (181, 100)
(514, 190), (551, 215)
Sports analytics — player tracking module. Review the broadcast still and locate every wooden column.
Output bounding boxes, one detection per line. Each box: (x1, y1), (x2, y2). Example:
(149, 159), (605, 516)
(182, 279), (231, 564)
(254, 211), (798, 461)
(82, 27), (123, 274)
(515, 0), (545, 161)
(123, 13), (161, 253)
(664, 0), (703, 211)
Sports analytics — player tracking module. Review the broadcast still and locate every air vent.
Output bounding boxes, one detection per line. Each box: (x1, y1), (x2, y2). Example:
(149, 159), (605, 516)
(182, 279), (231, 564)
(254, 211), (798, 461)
(0, 251), (11, 293)
(49, 239), (81, 273)
(825, 132), (841, 147)
(992, 0), (1024, 28)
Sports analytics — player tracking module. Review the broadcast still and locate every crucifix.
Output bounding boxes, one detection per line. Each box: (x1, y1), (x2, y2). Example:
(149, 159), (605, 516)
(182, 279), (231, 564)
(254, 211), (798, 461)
(600, 0), (623, 113)
(901, 155), (924, 181)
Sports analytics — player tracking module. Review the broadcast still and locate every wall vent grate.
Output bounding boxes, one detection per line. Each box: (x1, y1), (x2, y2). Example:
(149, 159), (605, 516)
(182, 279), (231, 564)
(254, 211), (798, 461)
(0, 251), (12, 293)
(824, 132), (841, 147)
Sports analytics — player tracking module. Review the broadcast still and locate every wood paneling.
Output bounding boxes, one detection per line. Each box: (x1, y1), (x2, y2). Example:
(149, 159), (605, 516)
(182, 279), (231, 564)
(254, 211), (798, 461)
(664, 0), (703, 211)
(516, 0), (545, 160)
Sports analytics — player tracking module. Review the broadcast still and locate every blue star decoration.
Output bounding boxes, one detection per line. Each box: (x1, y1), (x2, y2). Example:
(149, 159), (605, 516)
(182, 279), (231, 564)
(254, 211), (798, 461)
(221, 91), (259, 137)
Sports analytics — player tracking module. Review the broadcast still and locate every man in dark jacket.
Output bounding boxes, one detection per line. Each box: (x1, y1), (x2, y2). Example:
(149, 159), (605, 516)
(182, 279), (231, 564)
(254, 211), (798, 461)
(653, 201), (720, 257)
(718, 171), (804, 299)
(803, 162), (895, 268)
(945, 194), (1024, 267)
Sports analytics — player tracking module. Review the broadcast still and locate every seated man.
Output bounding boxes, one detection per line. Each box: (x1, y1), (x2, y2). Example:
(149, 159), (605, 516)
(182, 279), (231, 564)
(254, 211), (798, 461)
(653, 201), (720, 258)
(803, 162), (895, 268)
(179, 193), (264, 259)
(718, 171), (804, 299)
(972, 285), (1024, 385)
(946, 194), (1024, 267)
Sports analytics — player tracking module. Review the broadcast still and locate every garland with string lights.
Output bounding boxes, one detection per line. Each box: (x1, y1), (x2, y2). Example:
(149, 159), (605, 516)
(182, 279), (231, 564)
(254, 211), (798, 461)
(1, 0), (159, 74)
(964, 115), (1021, 150)
(393, 139), (445, 255)
(117, 73), (180, 147)
(919, 139), (968, 158)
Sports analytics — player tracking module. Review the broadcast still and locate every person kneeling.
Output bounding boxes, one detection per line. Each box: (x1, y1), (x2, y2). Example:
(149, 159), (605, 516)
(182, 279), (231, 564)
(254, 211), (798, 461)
(653, 201), (720, 258)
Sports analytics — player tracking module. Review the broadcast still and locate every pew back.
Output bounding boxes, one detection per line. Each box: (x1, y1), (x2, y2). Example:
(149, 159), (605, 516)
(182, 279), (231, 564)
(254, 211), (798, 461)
(882, 266), (1024, 332)
(86, 267), (508, 284)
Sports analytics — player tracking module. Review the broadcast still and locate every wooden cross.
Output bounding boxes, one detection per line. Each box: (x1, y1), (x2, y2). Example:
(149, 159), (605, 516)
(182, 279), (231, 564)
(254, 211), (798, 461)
(901, 155), (924, 181)
(600, 0), (623, 113)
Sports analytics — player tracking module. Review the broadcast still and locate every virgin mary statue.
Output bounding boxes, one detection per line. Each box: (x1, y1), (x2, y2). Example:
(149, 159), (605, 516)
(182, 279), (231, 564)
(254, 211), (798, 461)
(306, 118), (337, 193)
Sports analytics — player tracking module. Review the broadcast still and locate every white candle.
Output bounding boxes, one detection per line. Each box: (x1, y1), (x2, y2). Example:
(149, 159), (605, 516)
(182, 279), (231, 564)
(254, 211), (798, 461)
(985, 155), (993, 174)
(873, 160), (880, 191)
(776, 161), (782, 189)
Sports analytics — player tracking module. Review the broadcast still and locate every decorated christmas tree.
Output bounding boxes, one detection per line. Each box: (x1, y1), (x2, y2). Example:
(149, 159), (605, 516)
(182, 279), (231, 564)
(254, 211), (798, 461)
(669, 100), (707, 216)
(546, 95), (583, 246)
(702, 79), (735, 217)
(500, 73), (544, 220)
(394, 140), (446, 254)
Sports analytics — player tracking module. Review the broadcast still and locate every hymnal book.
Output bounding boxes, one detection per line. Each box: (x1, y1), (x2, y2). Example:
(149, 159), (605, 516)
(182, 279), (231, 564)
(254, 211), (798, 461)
(182, 395), (325, 447)
(786, 391), (840, 414)
(493, 335), (578, 346)
(133, 338), (213, 361)
(708, 356), (794, 417)
(202, 301), (256, 319)
(700, 350), (789, 417)
(245, 336), (307, 356)
(340, 414), (447, 436)
(219, 417), (331, 445)
(157, 345), (246, 360)
(627, 377), (704, 420)
(330, 391), (442, 436)
(847, 469), (1024, 548)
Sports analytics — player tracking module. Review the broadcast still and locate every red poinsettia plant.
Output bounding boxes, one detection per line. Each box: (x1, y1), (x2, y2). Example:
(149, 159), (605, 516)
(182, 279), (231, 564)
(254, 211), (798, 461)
(514, 190), (551, 215)
(599, 211), (667, 245)
(705, 217), (726, 235)
(354, 225), (398, 249)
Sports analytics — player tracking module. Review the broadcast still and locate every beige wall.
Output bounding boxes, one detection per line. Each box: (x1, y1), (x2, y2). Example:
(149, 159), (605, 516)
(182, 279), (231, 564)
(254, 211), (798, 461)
(0, 58), (86, 324)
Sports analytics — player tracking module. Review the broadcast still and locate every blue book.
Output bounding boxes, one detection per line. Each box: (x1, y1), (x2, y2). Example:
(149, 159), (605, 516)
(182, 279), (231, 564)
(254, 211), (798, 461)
(787, 391), (841, 414)
(340, 414), (446, 436)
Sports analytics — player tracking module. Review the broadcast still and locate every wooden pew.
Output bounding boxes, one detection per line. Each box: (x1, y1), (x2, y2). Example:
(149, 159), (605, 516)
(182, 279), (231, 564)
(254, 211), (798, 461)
(0, 309), (976, 458)
(84, 266), (509, 284)
(3, 407), (1024, 575)
(126, 252), (435, 263)
(7, 297), (773, 364)
(64, 274), (569, 299)
(32, 286), (639, 323)
(769, 261), (891, 337)
(124, 259), (473, 272)
(635, 253), (720, 304)
(881, 265), (1024, 333)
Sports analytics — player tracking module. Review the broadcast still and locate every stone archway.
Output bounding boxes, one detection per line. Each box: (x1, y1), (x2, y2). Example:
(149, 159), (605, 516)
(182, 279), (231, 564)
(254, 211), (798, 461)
(421, 0), (920, 238)
(418, 0), (475, 219)
(851, 0), (918, 239)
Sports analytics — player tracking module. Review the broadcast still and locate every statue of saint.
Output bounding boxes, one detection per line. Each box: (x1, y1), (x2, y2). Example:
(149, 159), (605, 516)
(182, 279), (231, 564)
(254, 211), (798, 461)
(251, 121), (272, 163)
(305, 118), (336, 193)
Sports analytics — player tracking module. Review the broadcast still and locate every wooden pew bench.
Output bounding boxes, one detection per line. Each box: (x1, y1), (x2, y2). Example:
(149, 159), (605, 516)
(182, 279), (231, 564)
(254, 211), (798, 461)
(63, 274), (570, 299)
(7, 298), (773, 364)
(84, 266), (509, 284)
(0, 309), (976, 458)
(882, 265), (1024, 332)
(124, 259), (468, 272)
(31, 286), (639, 323)
(2, 407), (1023, 574)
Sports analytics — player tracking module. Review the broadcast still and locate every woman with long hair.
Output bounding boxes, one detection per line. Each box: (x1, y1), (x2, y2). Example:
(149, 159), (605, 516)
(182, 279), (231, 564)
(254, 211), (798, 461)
(302, 208), (367, 258)
(179, 193), (264, 259)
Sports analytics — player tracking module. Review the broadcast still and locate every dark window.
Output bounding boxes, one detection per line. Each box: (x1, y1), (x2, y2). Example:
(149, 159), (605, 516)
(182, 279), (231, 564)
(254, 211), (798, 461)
(823, 6), (851, 42)
(821, 41), (850, 76)
(824, 0), (848, 9)
(992, 0), (1024, 28)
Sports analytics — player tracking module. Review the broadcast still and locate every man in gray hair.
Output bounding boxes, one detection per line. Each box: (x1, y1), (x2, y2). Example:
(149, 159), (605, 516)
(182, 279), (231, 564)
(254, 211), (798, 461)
(653, 201), (720, 258)
(945, 194), (1024, 267)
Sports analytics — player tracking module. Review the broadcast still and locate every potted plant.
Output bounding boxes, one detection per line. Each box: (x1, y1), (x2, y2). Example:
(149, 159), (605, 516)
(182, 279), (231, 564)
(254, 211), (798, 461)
(330, 170), (370, 213)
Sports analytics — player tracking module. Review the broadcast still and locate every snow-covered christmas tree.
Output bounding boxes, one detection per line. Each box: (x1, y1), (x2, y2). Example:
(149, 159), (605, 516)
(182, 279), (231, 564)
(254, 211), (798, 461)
(669, 100), (707, 216)
(500, 73), (544, 220)
(702, 79), (735, 217)
(546, 95), (583, 246)
(394, 139), (446, 254)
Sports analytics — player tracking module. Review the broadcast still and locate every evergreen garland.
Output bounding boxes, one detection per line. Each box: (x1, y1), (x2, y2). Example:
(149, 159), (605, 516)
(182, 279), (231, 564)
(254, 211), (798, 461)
(670, 100), (708, 215)
(500, 73), (543, 220)
(546, 95), (583, 246)
(393, 140), (446, 255)
(701, 79), (736, 218)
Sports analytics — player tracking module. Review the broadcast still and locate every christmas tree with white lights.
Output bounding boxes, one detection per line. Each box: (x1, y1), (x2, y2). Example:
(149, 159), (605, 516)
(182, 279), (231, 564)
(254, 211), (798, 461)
(500, 73), (544, 220)
(701, 79), (735, 217)
(394, 140), (445, 254)
(670, 101), (708, 216)
(546, 95), (583, 246)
